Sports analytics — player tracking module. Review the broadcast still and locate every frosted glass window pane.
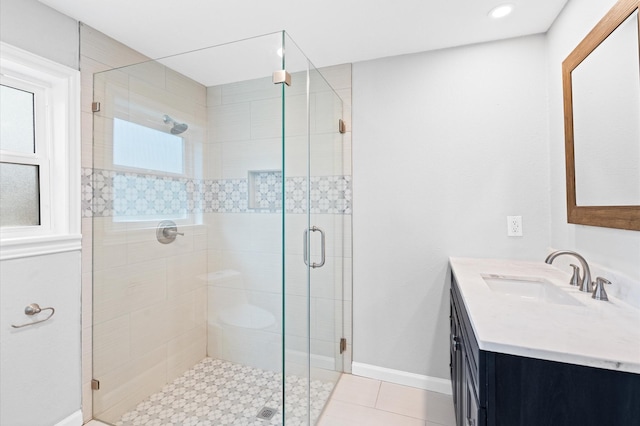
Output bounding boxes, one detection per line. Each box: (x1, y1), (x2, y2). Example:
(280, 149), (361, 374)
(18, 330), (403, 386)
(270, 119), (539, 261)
(0, 85), (35, 154)
(0, 162), (40, 227)
(113, 118), (184, 174)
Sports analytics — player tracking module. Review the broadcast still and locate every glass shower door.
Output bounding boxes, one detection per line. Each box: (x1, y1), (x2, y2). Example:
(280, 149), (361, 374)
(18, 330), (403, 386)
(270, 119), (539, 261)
(282, 33), (346, 424)
(306, 63), (347, 421)
(89, 30), (346, 425)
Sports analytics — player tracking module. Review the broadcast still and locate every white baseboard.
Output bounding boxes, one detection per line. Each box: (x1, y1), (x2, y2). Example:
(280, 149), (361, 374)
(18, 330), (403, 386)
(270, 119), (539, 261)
(351, 362), (452, 395)
(54, 410), (83, 426)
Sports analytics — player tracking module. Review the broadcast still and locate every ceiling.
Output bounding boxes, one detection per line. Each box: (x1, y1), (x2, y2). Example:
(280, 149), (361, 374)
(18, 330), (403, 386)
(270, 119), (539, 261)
(38, 0), (569, 84)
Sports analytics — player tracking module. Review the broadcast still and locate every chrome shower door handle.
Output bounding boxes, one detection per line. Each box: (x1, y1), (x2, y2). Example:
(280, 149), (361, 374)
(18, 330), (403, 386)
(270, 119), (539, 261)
(303, 228), (309, 267)
(314, 226), (326, 268)
(302, 226), (326, 269)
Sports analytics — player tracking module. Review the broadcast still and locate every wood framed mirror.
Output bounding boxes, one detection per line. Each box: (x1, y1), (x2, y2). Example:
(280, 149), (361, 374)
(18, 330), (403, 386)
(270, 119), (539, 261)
(562, 0), (640, 231)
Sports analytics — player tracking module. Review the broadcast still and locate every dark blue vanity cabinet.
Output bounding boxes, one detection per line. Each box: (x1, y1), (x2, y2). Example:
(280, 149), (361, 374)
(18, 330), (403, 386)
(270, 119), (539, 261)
(450, 274), (640, 426)
(450, 275), (486, 426)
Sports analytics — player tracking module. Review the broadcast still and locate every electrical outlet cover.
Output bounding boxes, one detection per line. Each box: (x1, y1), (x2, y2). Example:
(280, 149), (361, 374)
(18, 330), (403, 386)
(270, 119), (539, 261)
(507, 215), (523, 236)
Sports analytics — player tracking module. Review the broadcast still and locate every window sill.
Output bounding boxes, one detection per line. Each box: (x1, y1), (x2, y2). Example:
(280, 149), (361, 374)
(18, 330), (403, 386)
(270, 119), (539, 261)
(0, 234), (82, 260)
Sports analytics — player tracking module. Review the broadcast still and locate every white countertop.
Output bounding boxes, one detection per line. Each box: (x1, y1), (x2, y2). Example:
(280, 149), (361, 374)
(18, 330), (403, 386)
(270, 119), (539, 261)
(449, 257), (640, 374)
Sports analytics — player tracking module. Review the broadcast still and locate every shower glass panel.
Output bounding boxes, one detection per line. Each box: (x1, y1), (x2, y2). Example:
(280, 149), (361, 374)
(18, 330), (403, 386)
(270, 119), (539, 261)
(91, 31), (346, 425)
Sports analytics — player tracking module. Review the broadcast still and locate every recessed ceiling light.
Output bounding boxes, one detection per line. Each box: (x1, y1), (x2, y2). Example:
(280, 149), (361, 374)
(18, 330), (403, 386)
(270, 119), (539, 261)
(489, 4), (514, 19)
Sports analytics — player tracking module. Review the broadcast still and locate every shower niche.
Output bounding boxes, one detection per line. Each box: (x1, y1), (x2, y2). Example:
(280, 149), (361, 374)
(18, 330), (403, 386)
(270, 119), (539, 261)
(89, 31), (351, 425)
(248, 170), (282, 211)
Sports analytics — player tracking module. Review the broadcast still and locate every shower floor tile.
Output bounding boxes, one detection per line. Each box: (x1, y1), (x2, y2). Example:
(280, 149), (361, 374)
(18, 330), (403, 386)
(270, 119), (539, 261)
(114, 358), (335, 426)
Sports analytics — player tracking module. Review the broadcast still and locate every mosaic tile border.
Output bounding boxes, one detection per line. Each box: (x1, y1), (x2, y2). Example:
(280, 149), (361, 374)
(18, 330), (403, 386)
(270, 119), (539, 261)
(84, 168), (352, 218)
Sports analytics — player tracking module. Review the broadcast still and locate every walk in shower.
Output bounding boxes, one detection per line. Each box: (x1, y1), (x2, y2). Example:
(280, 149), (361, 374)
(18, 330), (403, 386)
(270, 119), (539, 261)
(89, 32), (351, 425)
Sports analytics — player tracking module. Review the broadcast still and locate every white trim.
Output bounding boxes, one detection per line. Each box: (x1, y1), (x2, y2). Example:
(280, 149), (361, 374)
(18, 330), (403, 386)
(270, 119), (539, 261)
(0, 42), (81, 259)
(351, 362), (452, 395)
(0, 234), (81, 260)
(54, 410), (83, 426)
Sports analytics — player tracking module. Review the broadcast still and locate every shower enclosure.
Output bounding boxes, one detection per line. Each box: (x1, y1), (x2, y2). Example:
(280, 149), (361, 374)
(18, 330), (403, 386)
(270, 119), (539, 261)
(90, 32), (351, 425)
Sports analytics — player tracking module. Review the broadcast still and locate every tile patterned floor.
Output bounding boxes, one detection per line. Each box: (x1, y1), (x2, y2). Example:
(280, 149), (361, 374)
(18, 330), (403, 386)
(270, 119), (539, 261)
(112, 358), (335, 426)
(88, 361), (455, 426)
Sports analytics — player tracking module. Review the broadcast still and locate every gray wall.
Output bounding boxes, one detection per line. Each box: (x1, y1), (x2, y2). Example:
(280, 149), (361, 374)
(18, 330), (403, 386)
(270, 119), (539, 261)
(0, 0), (82, 424)
(352, 35), (551, 380)
(547, 0), (640, 282)
(0, 252), (82, 426)
(0, 0), (79, 69)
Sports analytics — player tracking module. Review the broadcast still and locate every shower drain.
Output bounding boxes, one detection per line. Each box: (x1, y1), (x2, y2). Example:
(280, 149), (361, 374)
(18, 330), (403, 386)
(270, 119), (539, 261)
(257, 406), (277, 421)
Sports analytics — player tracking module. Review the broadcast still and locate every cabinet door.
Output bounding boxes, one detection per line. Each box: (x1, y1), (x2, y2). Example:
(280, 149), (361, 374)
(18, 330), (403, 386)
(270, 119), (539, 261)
(450, 300), (464, 425)
(464, 356), (482, 426)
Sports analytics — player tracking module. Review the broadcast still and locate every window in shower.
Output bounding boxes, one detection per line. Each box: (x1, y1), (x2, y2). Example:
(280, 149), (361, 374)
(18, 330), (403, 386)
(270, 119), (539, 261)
(111, 118), (189, 222)
(113, 117), (184, 175)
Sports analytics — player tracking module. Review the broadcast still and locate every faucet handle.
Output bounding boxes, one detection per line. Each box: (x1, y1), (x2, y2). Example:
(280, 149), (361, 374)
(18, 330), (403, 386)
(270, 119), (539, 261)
(592, 277), (611, 301)
(569, 264), (581, 286)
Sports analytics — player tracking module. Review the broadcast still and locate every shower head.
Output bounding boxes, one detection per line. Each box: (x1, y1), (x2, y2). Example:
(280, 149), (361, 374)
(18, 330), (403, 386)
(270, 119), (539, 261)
(170, 122), (188, 135)
(162, 114), (189, 135)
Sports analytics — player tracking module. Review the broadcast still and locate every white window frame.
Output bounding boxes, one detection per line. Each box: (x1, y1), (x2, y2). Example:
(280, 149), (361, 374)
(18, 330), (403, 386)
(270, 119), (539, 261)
(0, 42), (81, 260)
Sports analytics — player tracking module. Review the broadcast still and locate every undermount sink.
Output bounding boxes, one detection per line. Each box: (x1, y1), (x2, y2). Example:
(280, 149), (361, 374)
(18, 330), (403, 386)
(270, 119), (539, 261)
(481, 274), (583, 306)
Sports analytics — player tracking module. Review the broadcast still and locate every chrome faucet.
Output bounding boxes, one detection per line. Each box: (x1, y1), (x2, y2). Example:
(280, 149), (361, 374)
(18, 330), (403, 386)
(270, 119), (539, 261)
(545, 250), (593, 292)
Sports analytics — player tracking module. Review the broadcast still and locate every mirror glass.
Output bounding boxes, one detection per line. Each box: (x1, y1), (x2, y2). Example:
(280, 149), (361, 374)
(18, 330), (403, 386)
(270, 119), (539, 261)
(572, 10), (640, 206)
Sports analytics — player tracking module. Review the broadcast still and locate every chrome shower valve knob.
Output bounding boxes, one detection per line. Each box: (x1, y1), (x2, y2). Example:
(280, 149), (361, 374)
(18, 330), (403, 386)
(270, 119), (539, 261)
(156, 220), (184, 244)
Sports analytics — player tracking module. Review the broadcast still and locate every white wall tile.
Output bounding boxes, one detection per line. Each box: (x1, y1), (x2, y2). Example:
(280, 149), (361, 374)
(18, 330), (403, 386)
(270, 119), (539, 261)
(284, 213), (308, 256)
(219, 326), (282, 372)
(166, 251), (207, 298)
(316, 64), (353, 92)
(165, 67), (207, 106)
(284, 254), (309, 297)
(250, 97), (282, 140)
(312, 91), (341, 135)
(93, 259), (167, 324)
(284, 93), (308, 137)
(283, 135), (309, 177)
(285, 294), (309, 338)
(312, 297), (336, 342)
(221, 250), (282, 294)
(209, 102), (251, 142)
(93, 315), (130, 377)
(82, 381), (93, 423)
(167, 325), (207, 382)
(80, 24), (148, 69)
(203, 142), (223, 179)
(207, 86), (222, 107)
(82, 271), (93, 327)
(221, 138), (282, 179)
(125, 60), (166, 91)
(221, 77), (279, 104)
(249, 213), (283, 253)
(81, 111), (94, 168)
(93, 346), (167, 422)
(80, 56), (110, 114)
(206, 247), (224, 276)
(130, 303), (169, 357)
(207, 213), (253, 251)
(82, 326), (93, 379)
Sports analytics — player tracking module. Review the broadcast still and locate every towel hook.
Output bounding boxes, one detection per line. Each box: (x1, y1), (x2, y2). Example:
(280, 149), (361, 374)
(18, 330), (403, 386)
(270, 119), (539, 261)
(11, 303), (55, 328)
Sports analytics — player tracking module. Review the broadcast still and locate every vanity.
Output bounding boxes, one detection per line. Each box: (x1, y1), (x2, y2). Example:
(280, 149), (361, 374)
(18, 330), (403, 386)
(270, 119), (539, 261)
(449, 257), (640, 426)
